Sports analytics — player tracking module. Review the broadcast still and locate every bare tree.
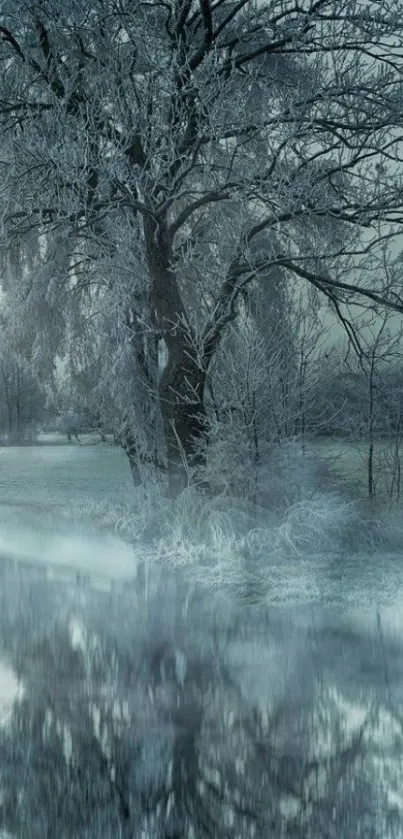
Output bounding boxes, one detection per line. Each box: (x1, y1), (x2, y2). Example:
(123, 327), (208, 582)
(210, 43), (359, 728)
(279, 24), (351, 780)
(340, 309), (403, 503)
(200, 278), (330, 504)
(1, 0), (403, 490)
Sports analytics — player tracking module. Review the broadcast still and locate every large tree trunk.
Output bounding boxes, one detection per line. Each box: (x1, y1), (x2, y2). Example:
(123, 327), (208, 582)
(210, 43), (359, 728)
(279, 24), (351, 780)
(119, 329), (167, 488)
(121, 426), (167, 488)
(144, 216), (209, 493)
(159, 341), (207, 493)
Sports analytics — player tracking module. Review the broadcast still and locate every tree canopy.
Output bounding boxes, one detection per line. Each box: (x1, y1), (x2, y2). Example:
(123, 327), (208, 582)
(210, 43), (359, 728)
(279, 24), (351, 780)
(1, 0), (403, 488)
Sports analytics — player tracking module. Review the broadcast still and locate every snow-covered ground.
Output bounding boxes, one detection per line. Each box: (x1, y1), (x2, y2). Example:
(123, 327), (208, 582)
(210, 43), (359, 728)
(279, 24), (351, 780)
(0, 442), (137, 586)
(1, 441), (403, 612)
(0, 439), (133, 510)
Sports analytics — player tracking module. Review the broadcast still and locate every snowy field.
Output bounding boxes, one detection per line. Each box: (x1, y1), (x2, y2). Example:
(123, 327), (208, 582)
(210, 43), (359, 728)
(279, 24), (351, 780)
(0, 440), (403, 836)
(0, 438), (403, 610)
(0, 441), (136, 584)
(0, 436), (133, 509)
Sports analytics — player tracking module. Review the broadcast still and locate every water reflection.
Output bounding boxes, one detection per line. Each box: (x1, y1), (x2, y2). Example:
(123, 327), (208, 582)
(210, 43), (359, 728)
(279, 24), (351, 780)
(0, 662), (23, 726)
(0, 559), (402, 838)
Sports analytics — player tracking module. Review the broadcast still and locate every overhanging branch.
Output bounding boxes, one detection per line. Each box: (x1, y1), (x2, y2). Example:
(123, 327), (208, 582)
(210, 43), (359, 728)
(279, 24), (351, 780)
(280, 258), (403, 315)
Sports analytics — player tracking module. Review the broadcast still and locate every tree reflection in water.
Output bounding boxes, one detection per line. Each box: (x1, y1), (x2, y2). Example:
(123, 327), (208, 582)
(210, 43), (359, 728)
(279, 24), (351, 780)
(0, 558), (401, 839)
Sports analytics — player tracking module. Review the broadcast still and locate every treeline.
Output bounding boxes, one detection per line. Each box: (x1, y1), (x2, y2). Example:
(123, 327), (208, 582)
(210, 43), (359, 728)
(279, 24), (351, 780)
(0, 350), (48, 443)
(308, 364), (403, 441)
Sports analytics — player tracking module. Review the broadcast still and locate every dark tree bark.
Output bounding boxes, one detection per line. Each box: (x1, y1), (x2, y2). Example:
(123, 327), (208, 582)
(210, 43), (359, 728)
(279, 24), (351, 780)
(144, 216), (209, 492)
(159, 347), (207, 492)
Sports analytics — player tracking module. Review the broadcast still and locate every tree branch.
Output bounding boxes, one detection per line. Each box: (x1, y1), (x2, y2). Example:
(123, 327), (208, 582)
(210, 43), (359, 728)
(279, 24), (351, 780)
(0, 25), (25, 60)
(280, 258), (403, 315)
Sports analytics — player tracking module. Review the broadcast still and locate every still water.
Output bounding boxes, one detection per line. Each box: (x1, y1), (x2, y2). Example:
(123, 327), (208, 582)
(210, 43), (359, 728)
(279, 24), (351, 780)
(0, 440), (402, 837)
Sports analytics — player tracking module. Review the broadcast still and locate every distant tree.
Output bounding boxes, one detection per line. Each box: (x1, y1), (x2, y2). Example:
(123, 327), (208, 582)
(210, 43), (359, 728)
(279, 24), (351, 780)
(51, 373), (110, 444)
(0, 346), (46, 443)
(342, 306), (403, 501)
(2, 1), (403, 490)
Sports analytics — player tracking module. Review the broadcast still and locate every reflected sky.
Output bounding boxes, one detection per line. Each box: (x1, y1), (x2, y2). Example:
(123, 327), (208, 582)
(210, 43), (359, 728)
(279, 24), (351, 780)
(0, 662), (23, 726)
